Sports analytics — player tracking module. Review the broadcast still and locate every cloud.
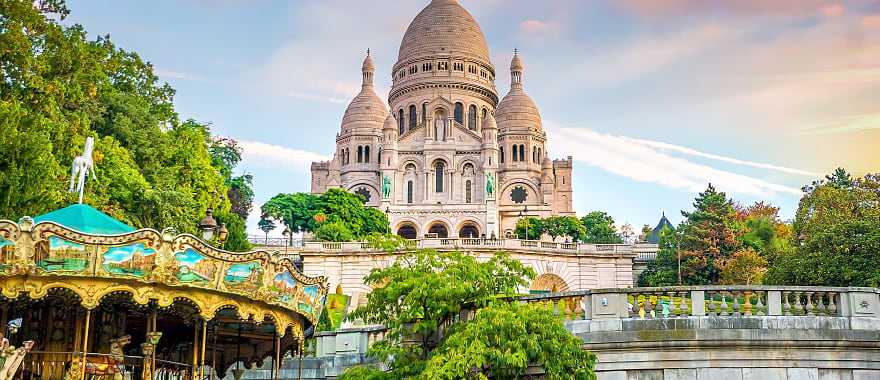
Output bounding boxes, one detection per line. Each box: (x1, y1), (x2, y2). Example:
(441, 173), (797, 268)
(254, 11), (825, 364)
(617, 136), (820, 176)
(864, 15), (880, 29)
(239, 140), (329, 171)
(286, 91), (350, 105)
(544, 122), (804, 197)
(820, 4), (845, 18)
(154, 68), (205, 82)
(518, 20), (561, 40)
(618, 0), (830, 17)
(797, 113), (880, 135)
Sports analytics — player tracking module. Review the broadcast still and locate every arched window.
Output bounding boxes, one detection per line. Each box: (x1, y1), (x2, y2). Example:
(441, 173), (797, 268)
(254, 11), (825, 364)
(357, 146), (363, 163)
(422, 103), (427, 126)
(409, 104), (417, 129)
(519, 145), (525, 162)
(398, 109), (405, 134)
(533, 147), (537, 163)
(407, 180), (413, 204)
(465, 180), (472, 203)
(500, 146), (505, 163)
(482, 108), (487, 119)
(511, 145), (517, 162)
(468, 105), (477, 130)
(538, 148), (542, 161)
(344, 148), (349, 164)
(435, 162), (445, 192)
(364, 146), (370, 163)
(377, 147), (381, 164)
(454, 102), (464, 124)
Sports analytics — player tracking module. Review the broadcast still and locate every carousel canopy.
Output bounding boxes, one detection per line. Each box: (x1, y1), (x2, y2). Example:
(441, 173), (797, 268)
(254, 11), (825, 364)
(34, 204), (135, 235)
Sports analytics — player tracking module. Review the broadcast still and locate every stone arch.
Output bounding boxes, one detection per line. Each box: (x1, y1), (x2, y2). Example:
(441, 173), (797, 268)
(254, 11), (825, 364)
(396, 221), (419, 240)
(457, 220), (481, 238)
(499, 180), (541, 206)
(531, 273), (570, 293)
(399, 159), (423, 173)
(456, 158), (479, 173)
(426, 219), (451, 238)
(347, 183), (379, 205)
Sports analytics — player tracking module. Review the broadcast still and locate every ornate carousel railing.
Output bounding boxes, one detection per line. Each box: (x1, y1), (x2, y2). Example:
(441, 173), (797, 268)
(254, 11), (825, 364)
(0, 215), (329, 380)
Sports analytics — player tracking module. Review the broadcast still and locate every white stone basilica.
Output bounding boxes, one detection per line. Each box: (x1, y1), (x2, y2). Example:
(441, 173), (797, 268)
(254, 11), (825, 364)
(311, 0), (574, 239)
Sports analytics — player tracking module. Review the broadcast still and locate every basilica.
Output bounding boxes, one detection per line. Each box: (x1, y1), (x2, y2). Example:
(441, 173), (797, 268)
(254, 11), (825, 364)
(310, 0), (574, 239)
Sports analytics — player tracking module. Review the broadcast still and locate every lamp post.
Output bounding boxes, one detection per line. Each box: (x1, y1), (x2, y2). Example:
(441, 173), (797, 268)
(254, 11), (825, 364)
(283, 228), (292, 255)
(517, 206), (530, 240)
(676, 231), (682, 286)
(199, 208), (229, 248)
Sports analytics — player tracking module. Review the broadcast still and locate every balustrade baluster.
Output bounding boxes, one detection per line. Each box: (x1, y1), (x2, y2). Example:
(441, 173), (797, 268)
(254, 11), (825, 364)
(573, 297), (585, 320)
(783, 291), (792, 316)
(707, 291), (717, 316)
(679, 291), (689, 316)
(827, 292), (838, 316)
(816, 292), (827, 316)
(732, 290), (742, 317)
(668, 291), (678, 317)
(743, 291), (752, 316)
(630, 293), (640, 318)
(806, 292), (815, 316)
(756, 291), (765, 316)
(645, 295), (654, 319)
(794, 292), (804, 315)
(720, 292), (729, 316)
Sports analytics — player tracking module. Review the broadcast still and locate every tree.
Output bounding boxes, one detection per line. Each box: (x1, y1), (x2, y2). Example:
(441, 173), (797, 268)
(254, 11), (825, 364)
(637, 226), (679, 287)
(514, 217), (543, 240)
(314, 221), (355, 242)
(213, 210), (252, 252)
(342, 248), (595, 379)
(676, 184), (741, 284)
(0, 1), (242, 241)
(766, 170), (880, 286)
(543, 216), (585, 242)
(260, 189), (389, 241)
(424, 302), (597, 380)
(720, 247), (767, 285)
(580, 211), (624, 244)
(345, 249), (534, 378)
(258, 218), (276, 240)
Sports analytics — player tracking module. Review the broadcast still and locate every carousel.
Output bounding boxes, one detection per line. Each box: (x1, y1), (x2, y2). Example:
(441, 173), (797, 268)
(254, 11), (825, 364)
(0, 203), (328, 380)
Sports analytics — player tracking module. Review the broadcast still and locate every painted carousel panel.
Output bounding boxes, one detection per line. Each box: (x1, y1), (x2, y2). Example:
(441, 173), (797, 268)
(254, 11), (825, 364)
(173, 247), (216, 284)
(38, 236), (91, 273)
(100, 242), (157, 278)
(0, 237), (13, 273)
(223, 261), (263, 293)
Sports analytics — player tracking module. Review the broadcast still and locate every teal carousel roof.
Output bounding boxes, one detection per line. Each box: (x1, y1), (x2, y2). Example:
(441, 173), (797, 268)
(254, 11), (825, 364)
(34, 204), (135, 235)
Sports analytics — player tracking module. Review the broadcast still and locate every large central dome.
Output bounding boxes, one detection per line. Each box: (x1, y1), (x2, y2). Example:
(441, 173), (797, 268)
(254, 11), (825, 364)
(398, 0), (490, 63)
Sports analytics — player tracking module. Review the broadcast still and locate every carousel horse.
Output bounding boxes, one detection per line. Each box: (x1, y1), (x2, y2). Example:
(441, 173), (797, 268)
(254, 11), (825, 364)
(0, 334), (34, 380)
(65, 335), (131, 380)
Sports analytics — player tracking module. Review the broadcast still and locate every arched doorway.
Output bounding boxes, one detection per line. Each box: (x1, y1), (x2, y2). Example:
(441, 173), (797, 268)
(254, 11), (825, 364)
(458, 223), (479, 238)
(396, 223), (418, 239)
(427, 222), (449, 238)
(530, 274), (570, 293)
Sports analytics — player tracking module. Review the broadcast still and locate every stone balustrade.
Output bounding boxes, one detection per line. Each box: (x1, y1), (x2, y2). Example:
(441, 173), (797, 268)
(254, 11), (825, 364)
(251, 237), (638, 257)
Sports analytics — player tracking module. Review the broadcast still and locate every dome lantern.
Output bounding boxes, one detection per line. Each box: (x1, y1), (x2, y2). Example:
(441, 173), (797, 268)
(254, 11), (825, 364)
(362, 49), (375, 88)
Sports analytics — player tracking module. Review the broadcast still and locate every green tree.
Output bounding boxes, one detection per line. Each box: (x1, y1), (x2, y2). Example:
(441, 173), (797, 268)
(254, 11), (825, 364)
(424, 302), (596, 380)
(720, 247), (767, 285)
(258, 218), (276, 241)
(766, 171), (880, 286)
(0, 1), (240, 240)
(637, 226), (680, 286)
(213, 210), (252, 252)
(260, 189), (389, 241)
(314, 221), (355, 242)
(514, 217), (543, 240)
(677, 184), (741, 284)
(261, 193), (323, 234)
(543, 216), (585, 242)
(580, 211), (624, 244)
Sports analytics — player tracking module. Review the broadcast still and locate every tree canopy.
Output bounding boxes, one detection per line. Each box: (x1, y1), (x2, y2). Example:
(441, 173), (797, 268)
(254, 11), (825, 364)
(340, 247), (595, 379)
(766, 170), (880, 286)
(260, 189), (389, 241)
(0, 0), (251, 250)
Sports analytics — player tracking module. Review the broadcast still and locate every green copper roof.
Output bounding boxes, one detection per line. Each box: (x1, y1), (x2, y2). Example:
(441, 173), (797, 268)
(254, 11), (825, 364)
(34, 204), (135, 235)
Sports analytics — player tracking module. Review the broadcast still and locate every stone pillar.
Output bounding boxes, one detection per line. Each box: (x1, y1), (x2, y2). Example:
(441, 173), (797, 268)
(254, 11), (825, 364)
(585, 292), (628, 320)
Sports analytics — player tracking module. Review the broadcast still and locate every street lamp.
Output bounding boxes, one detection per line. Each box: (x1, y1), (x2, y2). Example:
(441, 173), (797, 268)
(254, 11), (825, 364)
(282, 228), (292, 255)
(517, 206), (530, 240)
(199, 208), (229, 248)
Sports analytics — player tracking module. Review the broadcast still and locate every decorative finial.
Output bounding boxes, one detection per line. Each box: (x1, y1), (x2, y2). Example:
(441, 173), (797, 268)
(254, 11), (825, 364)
(367, 48), (370, 57)
(514, 48), (518, 56)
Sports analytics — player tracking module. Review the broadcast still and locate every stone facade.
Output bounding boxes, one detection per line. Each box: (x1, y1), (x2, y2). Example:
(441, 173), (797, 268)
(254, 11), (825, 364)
(310, 0), (574, 239)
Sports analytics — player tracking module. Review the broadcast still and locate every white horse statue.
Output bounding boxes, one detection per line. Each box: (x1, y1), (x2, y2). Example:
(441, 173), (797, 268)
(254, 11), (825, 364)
(69, 137), (97, 204)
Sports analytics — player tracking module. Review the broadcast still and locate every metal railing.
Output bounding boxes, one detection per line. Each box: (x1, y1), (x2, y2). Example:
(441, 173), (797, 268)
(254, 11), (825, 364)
(21, 351), (192, 380)
(246, 235), (304, 247)
(288, 238), (638, 256)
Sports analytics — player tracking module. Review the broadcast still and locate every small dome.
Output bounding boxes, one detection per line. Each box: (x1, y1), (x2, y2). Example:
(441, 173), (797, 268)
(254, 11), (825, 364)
(398, 0), (490, 63)
(362, 49), (375, 71)
(511, 50), (524, 71)
(342, 51), (387, 132)
(383, 113), (396, 131)
(496, 52), (541, 131)
(341, 90), (387, 131)
(481, 111), (497, 130)
(542, 157), (553, 170)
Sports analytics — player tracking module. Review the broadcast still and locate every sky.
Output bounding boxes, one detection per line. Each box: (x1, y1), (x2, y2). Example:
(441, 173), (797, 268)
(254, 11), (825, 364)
(64, 0), (880, 236)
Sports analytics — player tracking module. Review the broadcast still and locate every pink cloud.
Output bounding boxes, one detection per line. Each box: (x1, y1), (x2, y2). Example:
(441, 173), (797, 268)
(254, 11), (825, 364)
(864, 15), (880, 29)
(819, 3), (845, 18)
(619, 0), (831, 16)
(518, 19), (561, 39)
